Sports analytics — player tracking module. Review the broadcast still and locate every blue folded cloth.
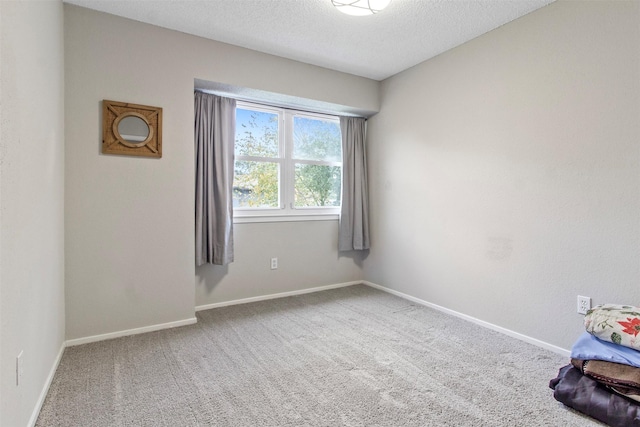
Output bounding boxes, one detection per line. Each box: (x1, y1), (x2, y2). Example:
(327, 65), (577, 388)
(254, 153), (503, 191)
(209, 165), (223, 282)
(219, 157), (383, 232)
(571, 332), (640, 368)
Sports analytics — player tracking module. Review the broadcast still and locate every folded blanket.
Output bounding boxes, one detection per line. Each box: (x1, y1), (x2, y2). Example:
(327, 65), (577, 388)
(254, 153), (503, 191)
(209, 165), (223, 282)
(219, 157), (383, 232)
(550, 364), (640, 426)
(571, 358), (640, 402)
(572, 332), (640, 368)
(585, 304), (640, 350)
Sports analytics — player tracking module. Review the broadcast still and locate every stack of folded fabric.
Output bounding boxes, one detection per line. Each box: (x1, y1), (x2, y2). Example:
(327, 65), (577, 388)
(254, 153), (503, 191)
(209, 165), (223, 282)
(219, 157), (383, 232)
(550, 304), (640, 426)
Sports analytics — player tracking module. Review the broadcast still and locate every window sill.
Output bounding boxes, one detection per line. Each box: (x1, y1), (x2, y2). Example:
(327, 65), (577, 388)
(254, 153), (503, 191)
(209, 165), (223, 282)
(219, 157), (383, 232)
(233, 213), (339, 224)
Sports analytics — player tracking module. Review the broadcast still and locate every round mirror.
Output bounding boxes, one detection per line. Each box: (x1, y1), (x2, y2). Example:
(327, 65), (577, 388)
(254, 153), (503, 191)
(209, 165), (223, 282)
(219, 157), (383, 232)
(116, 114), (151, 146)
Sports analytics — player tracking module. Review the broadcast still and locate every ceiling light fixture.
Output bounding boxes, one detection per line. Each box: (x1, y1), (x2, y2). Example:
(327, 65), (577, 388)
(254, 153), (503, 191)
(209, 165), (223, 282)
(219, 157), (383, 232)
(331, 0), (391, 16)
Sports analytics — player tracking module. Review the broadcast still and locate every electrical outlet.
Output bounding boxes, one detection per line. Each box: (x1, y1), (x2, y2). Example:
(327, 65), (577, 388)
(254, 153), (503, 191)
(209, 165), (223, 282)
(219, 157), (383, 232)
(577, 295), (591, 315)
(270, 257), (278, 270)
(16, 351), (23, 386)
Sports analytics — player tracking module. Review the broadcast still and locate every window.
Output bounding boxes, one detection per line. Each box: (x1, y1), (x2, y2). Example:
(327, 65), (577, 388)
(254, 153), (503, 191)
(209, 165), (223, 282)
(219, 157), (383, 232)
(233, 101), (342, 221)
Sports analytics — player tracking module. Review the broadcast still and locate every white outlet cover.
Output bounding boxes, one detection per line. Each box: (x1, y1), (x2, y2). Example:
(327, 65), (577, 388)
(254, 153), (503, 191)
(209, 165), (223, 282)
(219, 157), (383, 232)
(577, 296), (591, 315)
(16, 350), (23, 386)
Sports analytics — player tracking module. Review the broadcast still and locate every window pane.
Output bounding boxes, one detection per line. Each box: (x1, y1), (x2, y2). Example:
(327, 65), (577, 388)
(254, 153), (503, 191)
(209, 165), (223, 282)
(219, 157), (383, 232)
(294, 164), (341, 207)
(233, 160), (279, 208)
(293, 116), (341, 162)
(235, 108), (279, 158)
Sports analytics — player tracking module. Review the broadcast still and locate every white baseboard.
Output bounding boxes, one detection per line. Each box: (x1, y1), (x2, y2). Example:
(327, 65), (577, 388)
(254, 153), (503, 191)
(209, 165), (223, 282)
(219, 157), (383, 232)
(363, 281), (571, 357)
(65, 317), (198, 347)
(28, 342), (65, 427)
(196, 281), (362, 312)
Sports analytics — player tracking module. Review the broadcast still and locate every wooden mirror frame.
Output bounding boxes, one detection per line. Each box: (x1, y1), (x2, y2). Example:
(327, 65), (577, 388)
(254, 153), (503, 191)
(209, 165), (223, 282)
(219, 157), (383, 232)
(102, 100), (162, 158)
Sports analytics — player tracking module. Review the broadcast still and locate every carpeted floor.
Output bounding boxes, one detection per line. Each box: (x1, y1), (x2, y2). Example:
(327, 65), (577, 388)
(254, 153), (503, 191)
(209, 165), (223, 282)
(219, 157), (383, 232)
(36, 285), (600, 426)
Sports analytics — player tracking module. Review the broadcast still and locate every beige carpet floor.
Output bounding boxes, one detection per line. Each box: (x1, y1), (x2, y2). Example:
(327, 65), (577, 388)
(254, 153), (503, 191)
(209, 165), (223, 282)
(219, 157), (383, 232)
(36, 285), (600, 426)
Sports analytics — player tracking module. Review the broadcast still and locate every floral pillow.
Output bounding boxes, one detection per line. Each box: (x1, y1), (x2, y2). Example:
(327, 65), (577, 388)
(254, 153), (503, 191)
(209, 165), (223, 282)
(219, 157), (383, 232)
(584, 304), (640, 351)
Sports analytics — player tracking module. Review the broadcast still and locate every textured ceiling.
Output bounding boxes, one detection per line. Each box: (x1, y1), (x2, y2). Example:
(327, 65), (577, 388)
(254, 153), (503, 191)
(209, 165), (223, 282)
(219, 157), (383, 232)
(64, 0), (553, 81)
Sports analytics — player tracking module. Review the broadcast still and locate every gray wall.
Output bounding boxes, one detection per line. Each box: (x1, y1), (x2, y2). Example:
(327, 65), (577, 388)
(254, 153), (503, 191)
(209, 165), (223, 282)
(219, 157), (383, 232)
(196, 221), (365, 306)
(0, 1), (66, 425)
(64, 5), (376, 340)
(364, 0), (640, 350)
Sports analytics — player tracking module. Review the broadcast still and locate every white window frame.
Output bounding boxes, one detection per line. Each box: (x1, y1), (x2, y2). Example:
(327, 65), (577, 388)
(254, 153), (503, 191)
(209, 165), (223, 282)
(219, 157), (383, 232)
(234, 101), (342, 223)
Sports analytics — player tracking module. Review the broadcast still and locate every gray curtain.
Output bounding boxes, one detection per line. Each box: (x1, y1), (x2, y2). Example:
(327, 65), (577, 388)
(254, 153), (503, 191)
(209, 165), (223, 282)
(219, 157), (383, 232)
(194, 92), (236, 266)
(338, 116), (370, 251)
